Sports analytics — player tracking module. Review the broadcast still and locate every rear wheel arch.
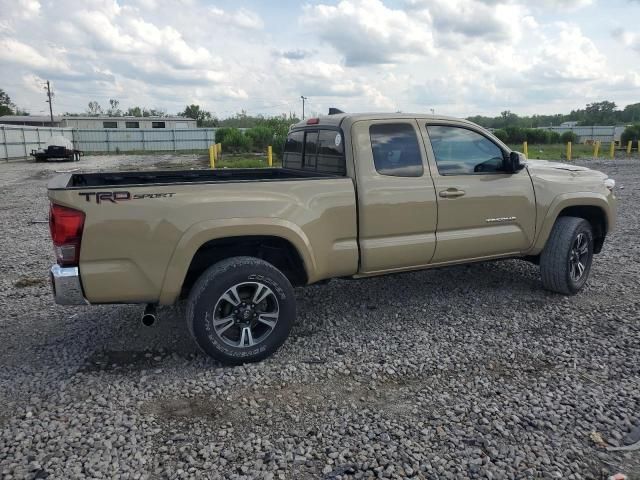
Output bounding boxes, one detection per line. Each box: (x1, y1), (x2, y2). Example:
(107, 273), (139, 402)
(181, 235), (308, 298)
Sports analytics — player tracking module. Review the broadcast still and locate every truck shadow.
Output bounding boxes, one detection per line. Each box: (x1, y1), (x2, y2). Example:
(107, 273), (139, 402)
(82, 258), (544, 372)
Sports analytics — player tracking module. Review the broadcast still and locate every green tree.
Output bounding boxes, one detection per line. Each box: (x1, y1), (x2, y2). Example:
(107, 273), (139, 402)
(87, 101), (103, 116)
(107, 99), (122, 116)
(126, 106), (143, 117)
(144, 108), (166, 117)
(245, 126), (274, 151)
(219, 128), (252, 153)
(0, 88), (15, 116)
(621, 124), (640, 145)
(561, 131), (578, 143)
(621, 103), (640, 123)
(181, 104), (212, 127)
(492, 129), (508, 143)
(582, 101), (617, 125)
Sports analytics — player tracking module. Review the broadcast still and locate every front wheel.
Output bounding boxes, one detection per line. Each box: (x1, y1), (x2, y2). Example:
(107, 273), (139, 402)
(540, 217), (594, 295)
(186, 256), (296, 364)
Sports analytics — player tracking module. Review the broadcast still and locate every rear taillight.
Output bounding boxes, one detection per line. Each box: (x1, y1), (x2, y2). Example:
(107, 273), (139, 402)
(49, 203), (85, 267)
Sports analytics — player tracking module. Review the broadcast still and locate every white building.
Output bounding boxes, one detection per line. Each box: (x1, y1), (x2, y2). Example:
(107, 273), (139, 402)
(0, 115), (197, 129)
(60, 116), (196, 129)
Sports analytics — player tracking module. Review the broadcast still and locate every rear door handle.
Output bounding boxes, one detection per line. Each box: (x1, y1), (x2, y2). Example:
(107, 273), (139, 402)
(439, 189), (466, 198)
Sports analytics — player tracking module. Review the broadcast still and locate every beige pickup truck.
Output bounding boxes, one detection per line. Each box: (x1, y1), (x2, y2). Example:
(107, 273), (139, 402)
(48, 113), (617, 364)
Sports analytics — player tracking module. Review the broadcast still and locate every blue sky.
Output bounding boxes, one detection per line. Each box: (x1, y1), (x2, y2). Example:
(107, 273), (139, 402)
(0, 0), (638, 119)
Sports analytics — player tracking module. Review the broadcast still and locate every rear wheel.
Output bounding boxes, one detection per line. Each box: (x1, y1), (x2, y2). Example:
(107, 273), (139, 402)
(540, 217), (594, 295)
(186, 256), (296, 364)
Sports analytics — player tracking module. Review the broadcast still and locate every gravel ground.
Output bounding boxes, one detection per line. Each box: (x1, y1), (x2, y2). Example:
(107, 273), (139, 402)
(0, 154), (638, 480)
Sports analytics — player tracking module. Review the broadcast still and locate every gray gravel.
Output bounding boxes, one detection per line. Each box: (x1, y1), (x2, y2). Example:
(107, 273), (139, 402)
(0, 154), (639, 479)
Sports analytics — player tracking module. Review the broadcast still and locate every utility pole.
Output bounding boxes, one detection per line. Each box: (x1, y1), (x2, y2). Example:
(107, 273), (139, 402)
(300, 96), (308, 120)
(45, 81), (54, 124)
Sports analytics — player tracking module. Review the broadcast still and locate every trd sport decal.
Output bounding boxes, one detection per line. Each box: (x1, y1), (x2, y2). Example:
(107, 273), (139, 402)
(78, 192), (176, 204)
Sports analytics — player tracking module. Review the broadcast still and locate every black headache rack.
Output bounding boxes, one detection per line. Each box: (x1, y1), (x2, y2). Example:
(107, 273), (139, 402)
(65, 167), (341, 189)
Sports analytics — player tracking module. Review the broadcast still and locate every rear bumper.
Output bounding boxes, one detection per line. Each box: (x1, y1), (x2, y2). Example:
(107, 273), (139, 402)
(50, 265), (88, 305)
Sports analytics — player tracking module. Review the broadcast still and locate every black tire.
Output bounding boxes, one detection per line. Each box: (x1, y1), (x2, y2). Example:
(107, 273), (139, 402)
(186, 256), (296, 364)
(540, 217), (594, 295)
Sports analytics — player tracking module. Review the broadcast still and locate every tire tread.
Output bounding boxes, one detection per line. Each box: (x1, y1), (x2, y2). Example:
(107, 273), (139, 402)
(186, 256), (294, 364)
(540, 216), (592, 295)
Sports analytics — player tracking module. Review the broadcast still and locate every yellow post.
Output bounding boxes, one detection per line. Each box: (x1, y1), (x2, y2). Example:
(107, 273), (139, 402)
(217, 143), (222, 156)
(523, 141), (528, 159)
(209, 145), (216, 169)
(566, 141), (572, 161)
(594, 141), (600, 158)
(267, 145), (273, 166)
(627, 140), (632, 156)
(609, 141), (615, 160)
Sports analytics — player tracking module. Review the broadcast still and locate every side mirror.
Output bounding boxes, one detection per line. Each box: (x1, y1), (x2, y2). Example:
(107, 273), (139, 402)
(507, 151), (526, 173)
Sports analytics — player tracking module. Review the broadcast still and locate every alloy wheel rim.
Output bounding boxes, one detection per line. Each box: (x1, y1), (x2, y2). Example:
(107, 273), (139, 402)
(569, 233), (589, 282)
(212, 282), (279, 348)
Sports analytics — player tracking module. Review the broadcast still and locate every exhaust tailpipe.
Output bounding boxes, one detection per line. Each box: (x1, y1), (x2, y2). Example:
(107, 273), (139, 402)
(141, 304), (157, 327)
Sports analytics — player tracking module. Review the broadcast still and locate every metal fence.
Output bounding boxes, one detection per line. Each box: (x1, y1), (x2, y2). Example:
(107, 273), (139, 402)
(1, 125), (218, 160)
(1, 125), (75, 160)
(541, 125), (626, 143)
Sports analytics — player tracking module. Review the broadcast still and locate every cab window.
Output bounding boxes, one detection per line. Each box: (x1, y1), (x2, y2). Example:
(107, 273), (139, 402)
(283, 129), (345, 175)
(370, 123), (423, 177)
(427, 126), (505, 175)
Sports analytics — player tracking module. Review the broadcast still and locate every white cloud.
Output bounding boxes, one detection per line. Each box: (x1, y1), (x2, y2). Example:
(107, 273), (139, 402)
(209, 7), (263, 30)
(0, 38), (68, 71)
(17, 0), (41, 17)
(538, 0), (593, 9)
(0, 0), (638, 118)
(613, 27), (640, 53)
(407, 0), (533, 45)
(531, 23), (606, 81)
(301, 0), (434, 65)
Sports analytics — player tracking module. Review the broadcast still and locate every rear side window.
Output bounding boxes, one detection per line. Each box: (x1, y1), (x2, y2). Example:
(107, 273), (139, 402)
(283, 131), (304, 169)
(370, 124), (423, 177)
(316, 130), (345, 174)
(283, 129), (346, 175)
(304, 131), (319, 169)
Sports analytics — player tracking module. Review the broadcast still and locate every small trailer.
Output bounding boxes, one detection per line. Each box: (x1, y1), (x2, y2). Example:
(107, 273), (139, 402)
(31, 136), (82, 162)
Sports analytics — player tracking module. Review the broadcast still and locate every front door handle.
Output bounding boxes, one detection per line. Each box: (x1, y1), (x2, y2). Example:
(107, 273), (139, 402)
(439, 189), (466, 198)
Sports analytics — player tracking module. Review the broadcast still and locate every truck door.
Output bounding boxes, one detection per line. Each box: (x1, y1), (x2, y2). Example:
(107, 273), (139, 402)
(352, 119), (438, 274)
(421, 123), (536, 263)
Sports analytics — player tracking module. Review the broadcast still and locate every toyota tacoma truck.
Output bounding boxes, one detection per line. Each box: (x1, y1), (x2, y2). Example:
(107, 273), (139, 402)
(47, 113), (617, 364)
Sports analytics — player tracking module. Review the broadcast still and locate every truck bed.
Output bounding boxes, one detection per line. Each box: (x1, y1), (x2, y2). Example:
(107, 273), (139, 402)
(49, 168), (340, 190)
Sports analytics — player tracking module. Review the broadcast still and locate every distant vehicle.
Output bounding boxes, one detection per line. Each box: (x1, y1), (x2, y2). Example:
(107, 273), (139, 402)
(47, 112), (617, 364)
(31, 136), (82, 162)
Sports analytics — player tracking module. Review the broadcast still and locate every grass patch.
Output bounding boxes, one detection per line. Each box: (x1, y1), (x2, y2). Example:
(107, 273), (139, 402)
(215, 154), (281, 169)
